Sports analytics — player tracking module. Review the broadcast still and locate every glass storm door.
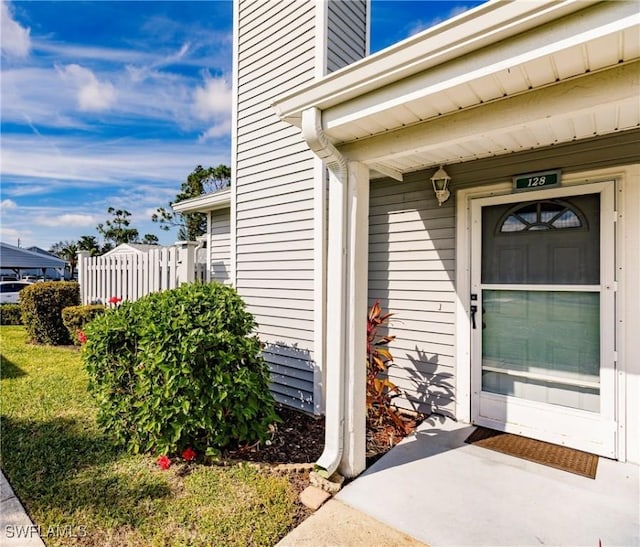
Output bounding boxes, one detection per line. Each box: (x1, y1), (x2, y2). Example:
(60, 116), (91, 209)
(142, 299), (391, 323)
(470, 182), (616, 457)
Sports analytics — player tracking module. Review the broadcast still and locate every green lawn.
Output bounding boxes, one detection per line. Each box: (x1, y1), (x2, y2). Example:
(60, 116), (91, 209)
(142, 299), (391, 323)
(0, 326), (300, 546)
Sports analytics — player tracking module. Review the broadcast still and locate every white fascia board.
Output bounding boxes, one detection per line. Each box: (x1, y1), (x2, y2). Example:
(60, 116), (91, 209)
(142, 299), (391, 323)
(272, 0), (597, 125)
(171, 188), (231, 214)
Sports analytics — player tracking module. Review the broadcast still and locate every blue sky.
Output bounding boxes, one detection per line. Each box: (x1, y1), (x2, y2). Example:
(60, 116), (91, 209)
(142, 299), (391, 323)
(1, 0), (481, 250)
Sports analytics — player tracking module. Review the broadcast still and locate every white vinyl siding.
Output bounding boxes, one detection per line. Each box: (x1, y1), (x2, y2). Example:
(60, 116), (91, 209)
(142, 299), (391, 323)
(367, 132), (640, 419)
(235, 0), (368, 412)
(236, 0), (317, 411)
(327, 0), (367, 72)
(368, 173), (457, 416)
(210, 209), (231, 284)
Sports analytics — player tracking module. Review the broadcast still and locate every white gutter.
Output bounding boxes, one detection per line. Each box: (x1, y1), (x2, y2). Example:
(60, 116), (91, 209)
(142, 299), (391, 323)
(301, 107), (347, 478)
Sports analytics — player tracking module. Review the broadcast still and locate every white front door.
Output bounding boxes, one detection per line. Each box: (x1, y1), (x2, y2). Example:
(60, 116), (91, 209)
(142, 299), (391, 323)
(470, 182), (616, 457)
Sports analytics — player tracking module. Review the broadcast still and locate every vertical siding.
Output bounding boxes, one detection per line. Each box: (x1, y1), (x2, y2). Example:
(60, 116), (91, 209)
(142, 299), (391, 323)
(210, 209), (231, 284)
(236, 0), (318, 411)
(327, 0), (367, 72)
(368, 172), (457, 416)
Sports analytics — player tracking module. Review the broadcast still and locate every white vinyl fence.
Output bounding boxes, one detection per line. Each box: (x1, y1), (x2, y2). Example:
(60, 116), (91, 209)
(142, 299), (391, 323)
(77, 242), (201, 305)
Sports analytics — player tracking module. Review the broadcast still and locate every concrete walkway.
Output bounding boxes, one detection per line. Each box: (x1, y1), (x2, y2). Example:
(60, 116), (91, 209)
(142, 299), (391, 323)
(277, 499), (426, 546)
(279, 417), (639, 546)
(337, 416), (640, 546)
(0, 471), (45, 546)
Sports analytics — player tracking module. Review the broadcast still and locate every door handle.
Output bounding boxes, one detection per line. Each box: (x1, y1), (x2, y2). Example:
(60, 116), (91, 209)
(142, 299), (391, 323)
(470, 293), (478, 329)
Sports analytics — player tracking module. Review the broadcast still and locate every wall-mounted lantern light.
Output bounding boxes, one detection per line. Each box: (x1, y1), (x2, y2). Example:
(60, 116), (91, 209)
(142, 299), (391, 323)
(430, 165), (451, 206)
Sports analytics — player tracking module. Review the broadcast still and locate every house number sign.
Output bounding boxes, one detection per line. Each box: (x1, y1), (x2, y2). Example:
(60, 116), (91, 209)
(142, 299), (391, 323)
(513, 169), (562, 192)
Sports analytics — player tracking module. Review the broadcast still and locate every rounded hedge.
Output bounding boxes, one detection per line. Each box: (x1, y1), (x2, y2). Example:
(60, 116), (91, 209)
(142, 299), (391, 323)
(0, 304), (22, 325)
(82, 282), (278, 456)
(61, 304), (106, 345)
(20, 282), (80, 345)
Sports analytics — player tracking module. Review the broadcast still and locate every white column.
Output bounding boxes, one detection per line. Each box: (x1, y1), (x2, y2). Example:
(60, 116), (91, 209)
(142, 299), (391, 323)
(175, 241), (198, 284)
(340, 161), (369, 478)
(77, 250), (90, 304)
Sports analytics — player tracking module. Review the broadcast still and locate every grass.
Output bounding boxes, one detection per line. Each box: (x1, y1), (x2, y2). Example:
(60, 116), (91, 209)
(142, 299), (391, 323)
(0, 326), (300, 546)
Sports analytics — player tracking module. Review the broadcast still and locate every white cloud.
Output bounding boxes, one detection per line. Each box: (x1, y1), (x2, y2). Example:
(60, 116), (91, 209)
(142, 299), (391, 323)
(125, 42), (191, 84)
(1, 68), (83, 128)
(192, 76), (231, 141)
(1, 1), (30, 58)
(199, 120), (232, 142)
(0, 226), (22, 239)
(35, 213), (99, 228)
(35, 41), (158, 65)
(193, 76), (231, 120)
(408, 5), (475, 36)
(0, 198), (17, 211)
(58, 64), (117, 111)
(1, 134), (230, 188)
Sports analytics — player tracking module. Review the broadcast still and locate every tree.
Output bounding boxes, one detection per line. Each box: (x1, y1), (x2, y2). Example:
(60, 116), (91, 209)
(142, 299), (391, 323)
(77, 235), (101, 256)
(152, 164), (231, 241)
(97, 208), (139, 247)
(140, 233), (159, 245)
(49, 241), (68, 257)
(49, 241), (79, 279)
(95, 208), (158, 248)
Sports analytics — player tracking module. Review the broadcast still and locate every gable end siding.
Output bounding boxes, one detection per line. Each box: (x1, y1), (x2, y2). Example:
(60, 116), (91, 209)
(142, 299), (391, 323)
(235, 0), (369, 413)
(236, 0), (317, 411)
(327, 0), (367, 72)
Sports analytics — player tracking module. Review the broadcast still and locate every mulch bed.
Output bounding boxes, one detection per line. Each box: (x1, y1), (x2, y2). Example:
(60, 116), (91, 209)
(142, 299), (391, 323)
(223, 404), (424, 525)
(225, 405), (325, 465)
(224, 405), (424, 467)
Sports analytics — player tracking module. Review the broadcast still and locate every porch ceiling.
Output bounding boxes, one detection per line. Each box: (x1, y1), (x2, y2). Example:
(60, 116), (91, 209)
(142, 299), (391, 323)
(342, 61), (639, 178)
(273, 1), (640, 179)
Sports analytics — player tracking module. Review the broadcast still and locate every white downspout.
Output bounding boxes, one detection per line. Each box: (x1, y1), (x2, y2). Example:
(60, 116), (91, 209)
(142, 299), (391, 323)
(301, 106), (348, 478)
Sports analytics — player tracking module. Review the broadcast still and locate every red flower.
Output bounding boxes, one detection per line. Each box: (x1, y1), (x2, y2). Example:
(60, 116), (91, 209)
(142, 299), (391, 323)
(181, 447), (196, 462)
(157, 455), (171, 470)
(108, 296), (122, 305)
(77, 330), (87, 344)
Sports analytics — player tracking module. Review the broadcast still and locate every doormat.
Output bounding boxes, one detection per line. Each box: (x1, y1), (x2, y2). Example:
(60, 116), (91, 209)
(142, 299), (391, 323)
(465, 427), (598, 479)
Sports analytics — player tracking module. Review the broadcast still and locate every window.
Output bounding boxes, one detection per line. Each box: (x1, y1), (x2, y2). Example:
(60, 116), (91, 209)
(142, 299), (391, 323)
(498, 200), (586, 233)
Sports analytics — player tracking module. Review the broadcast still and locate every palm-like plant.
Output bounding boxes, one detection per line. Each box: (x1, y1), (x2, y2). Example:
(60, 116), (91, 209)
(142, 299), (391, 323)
(58, 242), (79, 279)
(366, 301), (409, 435)
(78, 235), (101, 257)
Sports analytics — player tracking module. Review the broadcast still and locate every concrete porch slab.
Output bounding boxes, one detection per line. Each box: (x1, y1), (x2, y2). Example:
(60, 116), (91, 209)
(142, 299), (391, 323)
(337, 416), (640, 546)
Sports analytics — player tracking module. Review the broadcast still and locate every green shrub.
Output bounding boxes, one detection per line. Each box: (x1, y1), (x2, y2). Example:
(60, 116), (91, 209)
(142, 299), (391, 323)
(82, 282), (279, 457)
(20, 282), (80, 345)
(61, 304), (106, 345)
(0, 304), (23, 325)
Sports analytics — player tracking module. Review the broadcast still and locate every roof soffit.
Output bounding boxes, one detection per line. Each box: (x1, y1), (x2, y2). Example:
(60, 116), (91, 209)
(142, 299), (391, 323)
(273, 0), (602, 123)
(171, 188), (232, 213)
(340, 61), (639, 173)
(322, 3), (640, 140)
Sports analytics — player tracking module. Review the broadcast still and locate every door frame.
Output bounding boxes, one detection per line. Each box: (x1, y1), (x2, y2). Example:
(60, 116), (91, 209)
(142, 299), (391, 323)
(470, 182), (616, 456)
(455, 169), (623, 460)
